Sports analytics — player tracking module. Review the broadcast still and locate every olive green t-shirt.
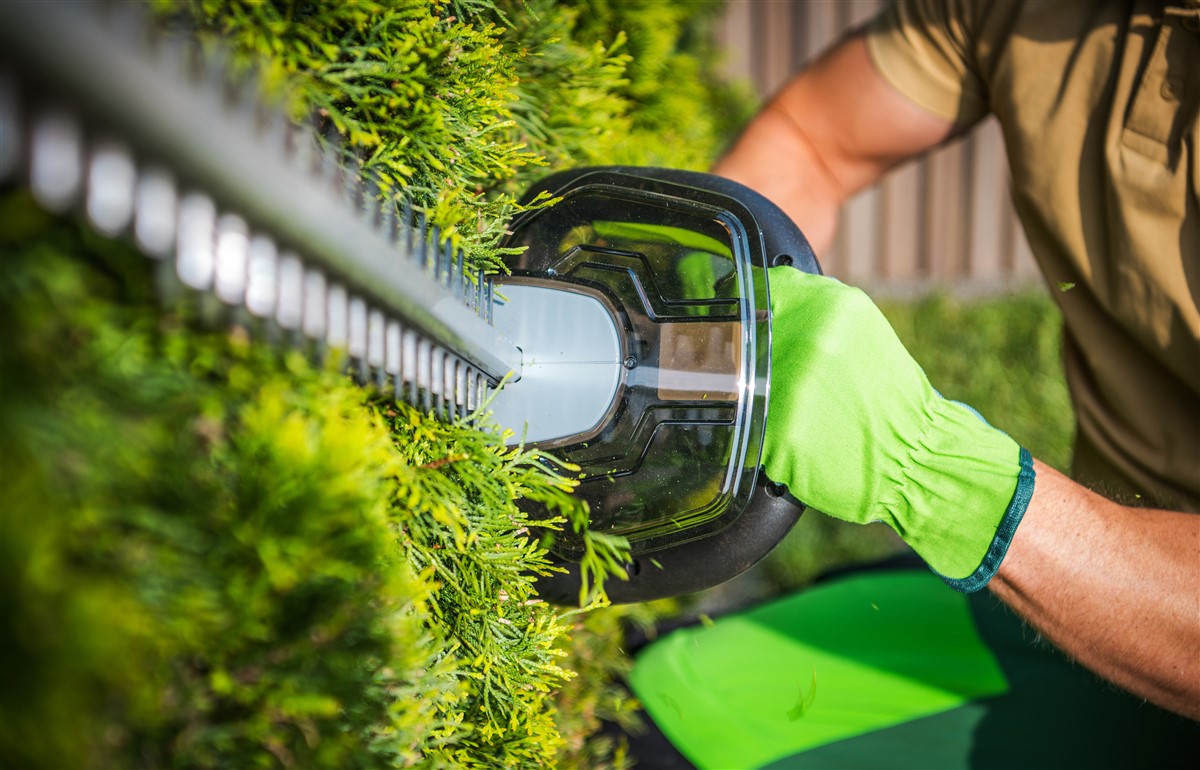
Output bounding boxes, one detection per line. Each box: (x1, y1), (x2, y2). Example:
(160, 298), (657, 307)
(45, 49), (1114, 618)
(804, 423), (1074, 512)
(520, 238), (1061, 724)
(868, 0), (1199, 510)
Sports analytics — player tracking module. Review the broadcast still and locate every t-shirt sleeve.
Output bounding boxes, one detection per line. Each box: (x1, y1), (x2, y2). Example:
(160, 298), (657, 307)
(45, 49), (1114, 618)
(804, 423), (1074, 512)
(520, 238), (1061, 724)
(865, 0), (991, 125)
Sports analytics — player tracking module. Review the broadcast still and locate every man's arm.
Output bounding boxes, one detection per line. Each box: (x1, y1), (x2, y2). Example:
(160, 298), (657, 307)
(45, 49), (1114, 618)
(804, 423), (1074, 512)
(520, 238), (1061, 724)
(765, 269), (1200, 721)
(993, 461), (1200, 719)
(742, 34), (1200, 719)
(713, 34), (959, 255)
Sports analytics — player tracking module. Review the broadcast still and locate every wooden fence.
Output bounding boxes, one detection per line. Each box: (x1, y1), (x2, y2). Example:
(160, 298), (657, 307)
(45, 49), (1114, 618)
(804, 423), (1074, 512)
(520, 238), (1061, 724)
(715, 0), (1040, 292)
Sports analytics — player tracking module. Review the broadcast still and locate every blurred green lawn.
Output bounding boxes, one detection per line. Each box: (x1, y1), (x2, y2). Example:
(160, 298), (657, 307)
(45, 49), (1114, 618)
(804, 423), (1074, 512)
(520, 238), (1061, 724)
(760, 288), (1074, 591)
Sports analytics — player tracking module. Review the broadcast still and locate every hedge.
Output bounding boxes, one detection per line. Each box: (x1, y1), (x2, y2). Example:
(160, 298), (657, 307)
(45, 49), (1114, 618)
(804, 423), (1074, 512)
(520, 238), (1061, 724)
(0, 1), (747, 768)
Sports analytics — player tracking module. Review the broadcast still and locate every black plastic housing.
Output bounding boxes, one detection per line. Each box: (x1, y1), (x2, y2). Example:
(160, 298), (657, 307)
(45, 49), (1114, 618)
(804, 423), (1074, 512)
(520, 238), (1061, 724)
(500, 166), (819, 603)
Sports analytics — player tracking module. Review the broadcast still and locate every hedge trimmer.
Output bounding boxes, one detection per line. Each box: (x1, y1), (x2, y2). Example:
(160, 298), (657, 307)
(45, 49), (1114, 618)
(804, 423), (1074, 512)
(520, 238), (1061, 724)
(2, 2), (818, 603)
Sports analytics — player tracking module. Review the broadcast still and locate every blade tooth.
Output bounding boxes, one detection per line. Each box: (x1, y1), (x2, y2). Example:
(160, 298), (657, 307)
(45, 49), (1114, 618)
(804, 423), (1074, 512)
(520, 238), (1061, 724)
(134, 166), (177, 258)
(233, 67), (264, 129)
(348, 293), (368, 362)
(400, 197), (415, 254)
(179, 34), (206, 84)
(475, 371), (488, 417)
(367, 307), (385, 365)
(442, 353), (454, 418)
(198, 47), (234, 125)
(320, 147), (340, 194)
(453, 357), (467, 419)
(445, 354), (456, 419)
(289, 121), (317, 174)
(261, 104), (290, 161)
(442, 238), (454, 291)
(460, 365), (472, 414)
(153, 33), (189, 83)
(86, 138), (137, 237)
(485, 276), (494, 324)
(367, 307), (385, 386)
(399, 198), (414, 259)
(385, 318), (402, 383)
(462, 365), (473, 420)
(176, 192), (217, 290)
(245, 234), (279, 318)
(342, 153), (361, 208)
(438, 231), (450, 286)
(361, 173), (382, 227)
(202, 39), (230, 91)
(0, 72), (21, 183)
(417, 336), (433, 412)
(414, 211), (428, 269)
(319, 128), (343, 192)
(464, 365), (476, 413)
(301, 265), (327, 340)
(443, 352), (455, 421)
(429, 224), (442, 279)
(275, 251), (304, 330)
(475, 270), (486, 318)
(454, 246), (465, 301)
(379, 196), (396, 244)
(214, 212), (250, 305)
(428, 344), (443, 416)
(430, 354), (441, 418)
(326, 281), (348, 350)
(30, 107), (84, 212)
(463, 364), (474, 419)
(389, 322), (404, 402)
(107, 0), (149, 48)
(426, 341), (438, 416)
(402, 328), (418, 405)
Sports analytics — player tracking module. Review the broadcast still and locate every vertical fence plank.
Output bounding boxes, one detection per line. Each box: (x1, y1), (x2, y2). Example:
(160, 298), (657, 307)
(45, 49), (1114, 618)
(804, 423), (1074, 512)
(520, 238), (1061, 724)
(802, 1), (844, 69)
(846, 0), (882, 29)
(1012, 207), (1041, 280)
(967, 118), (1008, 284)
(789, 0), (812, 71)
(842, 186), (882, 282)
(924, 138), (970, 280)
(880, 160), (923, 281)
(839, 0), (883, 282)
(716, 0), (1040, 291)
(715, 0), (754, 92)
(758, 1), (796, 95)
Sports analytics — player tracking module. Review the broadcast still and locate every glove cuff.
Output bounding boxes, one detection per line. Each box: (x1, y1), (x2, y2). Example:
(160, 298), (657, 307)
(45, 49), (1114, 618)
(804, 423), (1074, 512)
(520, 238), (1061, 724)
(936, 447), (1035, 593)
(884, 398), (1035, 591)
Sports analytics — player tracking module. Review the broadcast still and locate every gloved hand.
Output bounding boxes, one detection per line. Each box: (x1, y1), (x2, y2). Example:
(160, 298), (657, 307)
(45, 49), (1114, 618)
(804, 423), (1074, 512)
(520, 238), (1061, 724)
(763, 267), (1035, 592)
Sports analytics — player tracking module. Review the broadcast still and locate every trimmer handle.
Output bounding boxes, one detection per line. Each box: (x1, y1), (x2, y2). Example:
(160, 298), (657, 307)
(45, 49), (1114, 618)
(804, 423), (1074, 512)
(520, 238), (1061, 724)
(520, 166), (822, 278)
(506, 166), (820, 604)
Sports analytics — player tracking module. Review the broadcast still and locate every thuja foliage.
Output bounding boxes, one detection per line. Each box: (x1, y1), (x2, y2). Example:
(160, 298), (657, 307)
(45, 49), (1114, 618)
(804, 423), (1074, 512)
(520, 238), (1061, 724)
(2, 1), (747, 768)
(0, 201), (609, 768)
(170, 0), (747, 269)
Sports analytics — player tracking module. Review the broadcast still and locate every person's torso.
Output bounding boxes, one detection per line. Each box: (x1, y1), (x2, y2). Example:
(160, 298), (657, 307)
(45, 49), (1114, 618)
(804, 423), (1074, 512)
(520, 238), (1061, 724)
(976, 0), (1199, 508)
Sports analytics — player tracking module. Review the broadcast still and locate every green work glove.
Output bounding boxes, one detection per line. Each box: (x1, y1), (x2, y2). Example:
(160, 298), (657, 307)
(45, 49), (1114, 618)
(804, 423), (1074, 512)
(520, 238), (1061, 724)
(763, 268), (1035, 592)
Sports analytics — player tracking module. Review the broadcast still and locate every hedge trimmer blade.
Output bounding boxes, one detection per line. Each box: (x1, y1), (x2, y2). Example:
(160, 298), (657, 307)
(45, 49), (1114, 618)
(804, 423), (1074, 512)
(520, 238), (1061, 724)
(492, 167), (820, 602)
(2, 2), (823, 604)
(0, 1), (520, 418)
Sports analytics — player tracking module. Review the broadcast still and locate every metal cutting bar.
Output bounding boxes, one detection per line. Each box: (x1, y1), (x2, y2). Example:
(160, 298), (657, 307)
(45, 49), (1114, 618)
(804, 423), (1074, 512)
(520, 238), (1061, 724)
(0, 1), (522, 390)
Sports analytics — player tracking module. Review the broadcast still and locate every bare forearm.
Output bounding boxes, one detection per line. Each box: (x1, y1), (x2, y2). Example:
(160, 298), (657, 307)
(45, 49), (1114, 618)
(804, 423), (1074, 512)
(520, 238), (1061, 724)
(991, 460), (1200, 718)
(714, 34), (956, 255)
(714, 106), (845, 254)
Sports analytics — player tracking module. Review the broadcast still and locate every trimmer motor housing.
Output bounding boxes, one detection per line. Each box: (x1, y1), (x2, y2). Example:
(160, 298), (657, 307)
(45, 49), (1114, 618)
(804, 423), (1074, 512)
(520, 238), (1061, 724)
(492, 167), (820, 603)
